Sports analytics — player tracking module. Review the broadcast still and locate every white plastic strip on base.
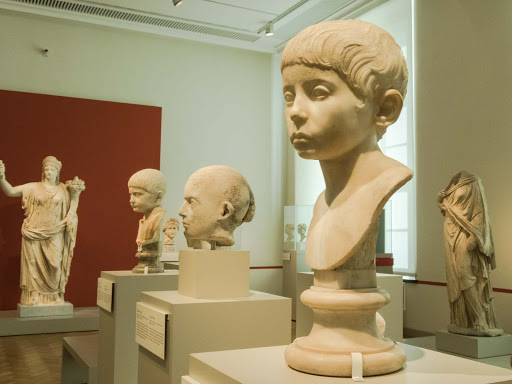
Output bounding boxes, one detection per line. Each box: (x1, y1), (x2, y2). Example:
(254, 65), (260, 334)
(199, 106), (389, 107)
(351, 352), (365, 382)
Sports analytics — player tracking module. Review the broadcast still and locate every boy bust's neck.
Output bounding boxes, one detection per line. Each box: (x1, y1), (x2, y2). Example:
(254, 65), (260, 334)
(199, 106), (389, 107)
(320, 141), (384, 206)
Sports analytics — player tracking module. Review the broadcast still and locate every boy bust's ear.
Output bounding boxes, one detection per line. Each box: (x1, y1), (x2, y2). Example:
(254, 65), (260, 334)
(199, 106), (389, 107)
(375, 89), (403, 130)
(155, 191), (163, 204)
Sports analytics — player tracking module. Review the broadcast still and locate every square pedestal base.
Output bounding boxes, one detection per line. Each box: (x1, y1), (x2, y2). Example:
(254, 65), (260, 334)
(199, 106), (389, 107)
(98, 270), (179, 384)
(183, 343), (512, 384)
(137, 290), (291, 384)
(18, 302), (73, 318)
(178, 249), (249, 299)
(436, 329), (512, 358)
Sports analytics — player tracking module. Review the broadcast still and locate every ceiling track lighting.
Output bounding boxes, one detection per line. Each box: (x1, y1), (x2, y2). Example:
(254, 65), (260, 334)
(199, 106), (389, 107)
(265, 24), (273, 37)
(172, 0), (183, 6)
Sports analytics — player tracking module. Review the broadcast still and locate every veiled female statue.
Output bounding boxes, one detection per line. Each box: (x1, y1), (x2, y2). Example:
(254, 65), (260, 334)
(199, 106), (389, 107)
(0, 156), (85, 306)
(438, 170), (502, 336)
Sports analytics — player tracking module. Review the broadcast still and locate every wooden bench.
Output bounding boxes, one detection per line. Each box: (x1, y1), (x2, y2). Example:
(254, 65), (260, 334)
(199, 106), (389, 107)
(61, 334), (98, 384)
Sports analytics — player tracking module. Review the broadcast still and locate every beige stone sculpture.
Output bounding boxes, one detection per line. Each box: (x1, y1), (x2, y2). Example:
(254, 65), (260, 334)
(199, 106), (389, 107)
(282, 20), (412, 376)
(285, 224), (295, 242)
(0, 157), (85, 306)
(297, 223), (307, 242)
(128, 169), (167, 273)
(179, 165), (255, 250)
(438, 171), (502, 337)
(162, 218), (180, 252)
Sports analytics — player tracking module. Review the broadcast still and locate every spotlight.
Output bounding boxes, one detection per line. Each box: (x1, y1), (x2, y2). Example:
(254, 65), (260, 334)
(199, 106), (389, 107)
(265, 24), (273, 37)
(172, 0), (182, 6)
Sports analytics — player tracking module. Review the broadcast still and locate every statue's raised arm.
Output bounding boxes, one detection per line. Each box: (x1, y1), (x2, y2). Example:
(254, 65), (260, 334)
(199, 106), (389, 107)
(0, 160), (24, 197)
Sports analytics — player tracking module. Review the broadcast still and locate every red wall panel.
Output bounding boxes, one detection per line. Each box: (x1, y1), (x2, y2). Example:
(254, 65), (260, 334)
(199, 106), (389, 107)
(0, 90), (161, 310)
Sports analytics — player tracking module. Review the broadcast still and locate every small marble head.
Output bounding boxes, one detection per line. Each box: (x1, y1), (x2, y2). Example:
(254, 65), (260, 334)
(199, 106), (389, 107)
(285, 224), (295, 241)
(162, 218), (180, 237)
(297, 223), (307, 241)
(281, 19), (408, 142)
(179, 165), (255, 247)
(128, 169), (167, 217)
(41, 156), (62, 183)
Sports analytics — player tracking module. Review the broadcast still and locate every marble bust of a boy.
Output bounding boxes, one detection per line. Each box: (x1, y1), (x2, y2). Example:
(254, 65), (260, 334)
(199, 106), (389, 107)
(179, 165), (255, 249)
(128, 169), (167, 272)
(281, 19), (412, 279)
(282, 20), (412, 376)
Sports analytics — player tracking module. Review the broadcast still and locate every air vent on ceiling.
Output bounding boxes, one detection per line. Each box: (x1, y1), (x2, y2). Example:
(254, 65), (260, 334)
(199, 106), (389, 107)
(9, 0), (261, 43)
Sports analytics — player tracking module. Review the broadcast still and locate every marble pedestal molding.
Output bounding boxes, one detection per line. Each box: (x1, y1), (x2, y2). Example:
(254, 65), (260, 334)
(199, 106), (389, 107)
(285, 269), (406, 377)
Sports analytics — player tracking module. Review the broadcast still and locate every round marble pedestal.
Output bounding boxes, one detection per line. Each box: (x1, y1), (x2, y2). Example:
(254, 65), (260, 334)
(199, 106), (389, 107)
(285, 286), (406, 377)
(132, 251), (164, 273)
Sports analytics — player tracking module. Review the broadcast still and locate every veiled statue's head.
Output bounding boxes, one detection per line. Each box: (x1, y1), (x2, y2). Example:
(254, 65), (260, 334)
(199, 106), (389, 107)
(281, 20), (408, 161)
(128, 169), (167, 216)
(41, 156), (62, 184)
(179, 165), (255, 247)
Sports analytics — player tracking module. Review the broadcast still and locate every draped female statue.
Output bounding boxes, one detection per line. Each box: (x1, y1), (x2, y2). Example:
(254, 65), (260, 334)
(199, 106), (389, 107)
(438, 170), (502, 336)
(0, 156), (85, 306)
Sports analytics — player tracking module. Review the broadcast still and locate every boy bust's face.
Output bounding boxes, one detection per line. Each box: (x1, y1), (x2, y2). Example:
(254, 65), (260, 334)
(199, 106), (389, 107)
(129, 186), (160, 215)
(282, 64), (377, 161)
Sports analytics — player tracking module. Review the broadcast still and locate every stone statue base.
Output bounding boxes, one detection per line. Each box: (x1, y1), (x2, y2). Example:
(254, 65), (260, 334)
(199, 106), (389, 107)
(132, 250), (164, 274)
(163, 244), (175, 253)
(178, 249), (249, 299)
(447, 324), (504, 337)
(285, 286), (406, 377)
(436, 329), (512, 358)
(18, 302), (73, 318)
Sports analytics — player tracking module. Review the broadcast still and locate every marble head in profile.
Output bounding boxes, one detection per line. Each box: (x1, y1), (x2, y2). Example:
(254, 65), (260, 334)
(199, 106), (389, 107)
(179, 165), (255, 249)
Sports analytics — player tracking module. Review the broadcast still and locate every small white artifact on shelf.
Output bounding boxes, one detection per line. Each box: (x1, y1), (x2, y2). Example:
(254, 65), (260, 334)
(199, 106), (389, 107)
(281, 20), (412, 376)
(297, 223), (307, 242)
(0, 157), (85, 308)
(179, 165), (255, 250)
(128, 168), (167, 273)
(162, 218), (180, 253)
(438, 171), (502, 337)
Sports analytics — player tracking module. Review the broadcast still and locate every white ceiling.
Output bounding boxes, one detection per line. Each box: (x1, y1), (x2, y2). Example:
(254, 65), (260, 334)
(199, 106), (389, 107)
(0, 0), (385, 52)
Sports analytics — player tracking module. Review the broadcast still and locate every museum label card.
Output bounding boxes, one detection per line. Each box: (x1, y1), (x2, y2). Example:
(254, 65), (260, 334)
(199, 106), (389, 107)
(96, 277), (114, 312)
(282, 252), (291, 261)
(135, 302), (168, 359)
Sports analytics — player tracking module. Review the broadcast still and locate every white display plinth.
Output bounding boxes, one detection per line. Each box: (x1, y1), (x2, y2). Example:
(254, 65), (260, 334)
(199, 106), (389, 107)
(178, 249), (249, 299)
(296, 272), (404, 342)
(160, 252), (179, 262)
(182, 343), (512, 384)
(97, 270), (179, 384)
(137, 290), (291, 384)
(18, 301), (73, 317)
(436, 329), (512, 358)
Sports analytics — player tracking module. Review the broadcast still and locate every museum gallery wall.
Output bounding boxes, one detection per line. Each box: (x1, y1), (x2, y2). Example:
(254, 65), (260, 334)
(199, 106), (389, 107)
(0, 89), (161, 309)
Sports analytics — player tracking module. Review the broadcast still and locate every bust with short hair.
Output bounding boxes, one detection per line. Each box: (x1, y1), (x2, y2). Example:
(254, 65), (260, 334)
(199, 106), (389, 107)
(179, 165), (255, 249)
(282, 20), (412, 376)
(128, 168), (167, 273)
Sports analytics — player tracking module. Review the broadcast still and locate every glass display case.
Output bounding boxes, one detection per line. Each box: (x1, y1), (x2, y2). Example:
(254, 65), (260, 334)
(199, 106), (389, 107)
(283, 205), (314, 252)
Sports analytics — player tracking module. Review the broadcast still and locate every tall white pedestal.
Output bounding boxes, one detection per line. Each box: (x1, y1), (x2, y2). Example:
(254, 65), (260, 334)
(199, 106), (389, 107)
(182, 343), (512, 384)
(296, 272), (403, 342)
(137, 290), (291, 384)
(97, 271), (179, 384)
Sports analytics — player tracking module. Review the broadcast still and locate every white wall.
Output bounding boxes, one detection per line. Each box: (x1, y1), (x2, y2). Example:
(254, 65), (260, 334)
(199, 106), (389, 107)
(408, 0), (512, 333)
(0, 9), (284, 293)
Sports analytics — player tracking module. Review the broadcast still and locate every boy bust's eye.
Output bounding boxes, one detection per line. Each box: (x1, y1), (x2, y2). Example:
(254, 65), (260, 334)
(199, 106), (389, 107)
(283, 91), (295, 103)
(311, 85), (330, 99)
